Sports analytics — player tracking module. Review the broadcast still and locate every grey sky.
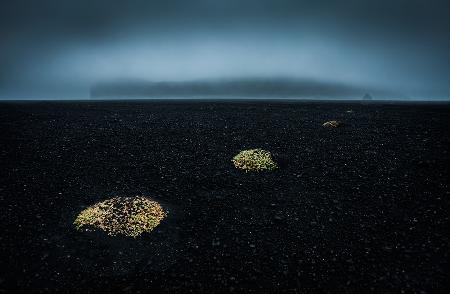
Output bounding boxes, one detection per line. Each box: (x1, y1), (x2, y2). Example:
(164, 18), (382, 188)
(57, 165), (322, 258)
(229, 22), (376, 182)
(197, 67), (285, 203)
(1, 0), (449, 99)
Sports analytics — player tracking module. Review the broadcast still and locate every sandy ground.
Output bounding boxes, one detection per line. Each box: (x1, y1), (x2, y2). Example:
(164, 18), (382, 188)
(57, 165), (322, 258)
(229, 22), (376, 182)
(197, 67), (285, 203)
(0, 100), (449, 293)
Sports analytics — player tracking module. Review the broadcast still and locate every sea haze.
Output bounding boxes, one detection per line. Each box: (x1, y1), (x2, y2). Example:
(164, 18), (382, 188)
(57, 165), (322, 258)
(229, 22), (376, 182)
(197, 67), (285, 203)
(90, 78), (399, 100)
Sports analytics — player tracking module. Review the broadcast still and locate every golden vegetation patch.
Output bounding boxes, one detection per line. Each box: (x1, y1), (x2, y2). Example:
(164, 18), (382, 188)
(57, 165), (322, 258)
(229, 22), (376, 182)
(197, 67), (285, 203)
(322, 120), (342, 128)
(232, 148), (278, 172)
(74, 196), (167, 238)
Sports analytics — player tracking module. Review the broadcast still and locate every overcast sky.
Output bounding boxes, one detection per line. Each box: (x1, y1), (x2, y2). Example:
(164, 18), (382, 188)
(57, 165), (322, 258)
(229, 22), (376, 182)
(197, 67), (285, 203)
(1, 0), (449, 99)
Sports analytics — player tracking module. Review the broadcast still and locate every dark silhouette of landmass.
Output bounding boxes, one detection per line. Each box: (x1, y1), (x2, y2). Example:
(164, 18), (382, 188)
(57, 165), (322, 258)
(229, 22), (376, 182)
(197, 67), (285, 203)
(90, 78), (391, 99)
(363, 93), (373, 100)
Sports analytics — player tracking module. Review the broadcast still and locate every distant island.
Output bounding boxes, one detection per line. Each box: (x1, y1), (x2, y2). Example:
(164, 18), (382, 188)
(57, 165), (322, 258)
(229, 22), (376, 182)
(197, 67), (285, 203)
(90, 78), (392, 99)
(363, 93), (373, 100)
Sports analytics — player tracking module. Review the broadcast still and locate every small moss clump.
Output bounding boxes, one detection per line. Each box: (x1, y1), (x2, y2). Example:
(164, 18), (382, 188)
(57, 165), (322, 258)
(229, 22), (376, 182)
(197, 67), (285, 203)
(74, 196), (167, 238)
(232, 148), (278, 172)
(322, 120), (342, 128)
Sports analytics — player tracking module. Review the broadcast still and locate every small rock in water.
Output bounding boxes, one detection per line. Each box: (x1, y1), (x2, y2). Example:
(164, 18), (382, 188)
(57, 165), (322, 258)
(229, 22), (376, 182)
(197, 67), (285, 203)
(274, 215), (283, 221)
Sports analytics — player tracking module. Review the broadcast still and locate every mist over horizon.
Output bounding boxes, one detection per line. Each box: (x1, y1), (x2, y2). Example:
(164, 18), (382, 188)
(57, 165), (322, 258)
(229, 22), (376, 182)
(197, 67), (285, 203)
(89, 77), (404, 101)
(1, 0), (450, 100)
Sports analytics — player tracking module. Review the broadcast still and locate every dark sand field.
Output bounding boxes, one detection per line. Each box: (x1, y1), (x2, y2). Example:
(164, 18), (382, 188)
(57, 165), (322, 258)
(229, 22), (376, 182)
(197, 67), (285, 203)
(0, 100), (449, 293)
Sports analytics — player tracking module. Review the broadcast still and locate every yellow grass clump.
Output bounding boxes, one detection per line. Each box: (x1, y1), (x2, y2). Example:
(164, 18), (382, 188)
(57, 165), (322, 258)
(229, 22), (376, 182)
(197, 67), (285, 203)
(322, 120), (342, 128)
(232, 148), (278, 172)
(74, 196), (167, 238)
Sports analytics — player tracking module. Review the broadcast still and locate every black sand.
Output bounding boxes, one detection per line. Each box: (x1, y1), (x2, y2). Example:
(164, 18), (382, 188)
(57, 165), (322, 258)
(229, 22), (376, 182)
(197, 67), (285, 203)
(0, 100), (449, 293)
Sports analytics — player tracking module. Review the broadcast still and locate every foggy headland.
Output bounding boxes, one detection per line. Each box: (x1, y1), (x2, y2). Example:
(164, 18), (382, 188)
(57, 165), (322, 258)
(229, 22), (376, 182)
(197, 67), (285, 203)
(90, 78), (395, 100)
